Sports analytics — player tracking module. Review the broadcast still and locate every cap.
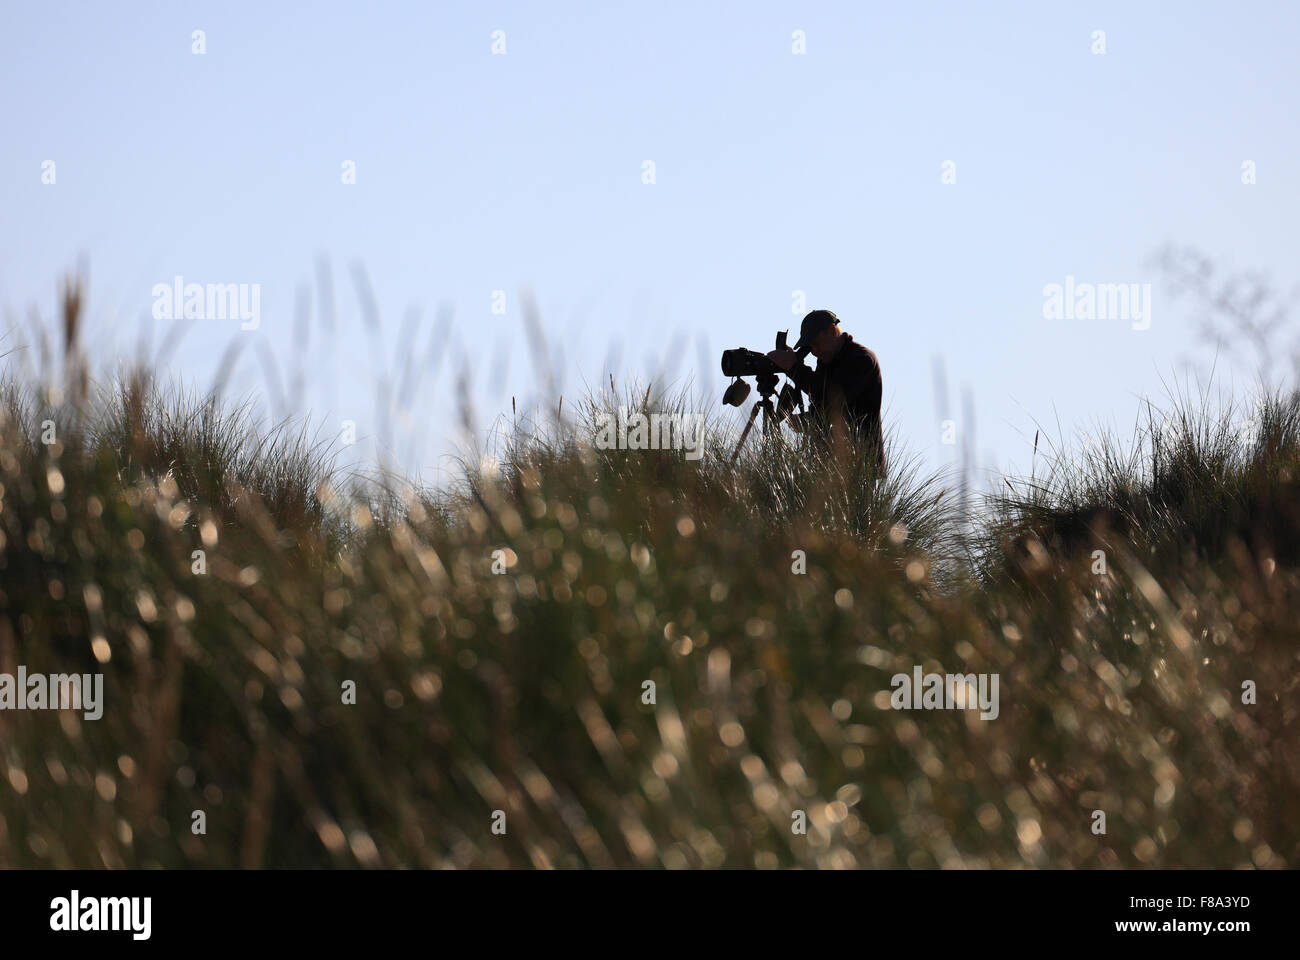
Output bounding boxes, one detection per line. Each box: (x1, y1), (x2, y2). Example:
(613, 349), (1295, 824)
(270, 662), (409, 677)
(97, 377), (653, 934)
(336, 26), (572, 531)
(792, 309), (840, 353)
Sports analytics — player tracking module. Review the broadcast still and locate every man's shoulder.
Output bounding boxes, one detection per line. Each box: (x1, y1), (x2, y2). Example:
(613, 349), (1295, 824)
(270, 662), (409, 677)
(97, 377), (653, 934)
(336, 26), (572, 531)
(840, 335), (881, 372)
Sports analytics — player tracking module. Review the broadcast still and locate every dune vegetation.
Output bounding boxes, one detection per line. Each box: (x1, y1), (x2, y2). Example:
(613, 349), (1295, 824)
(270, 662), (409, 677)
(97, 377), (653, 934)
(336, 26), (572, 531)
(0, 281), (1295, 869)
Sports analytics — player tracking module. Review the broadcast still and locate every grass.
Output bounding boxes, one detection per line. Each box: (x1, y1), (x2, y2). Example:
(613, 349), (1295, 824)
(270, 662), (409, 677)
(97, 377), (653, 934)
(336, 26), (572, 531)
(0, 281), (1295, 868)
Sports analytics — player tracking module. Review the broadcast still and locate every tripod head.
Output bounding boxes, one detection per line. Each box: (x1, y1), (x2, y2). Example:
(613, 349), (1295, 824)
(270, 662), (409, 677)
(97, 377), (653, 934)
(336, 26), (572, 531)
(722, 329), (805, 465)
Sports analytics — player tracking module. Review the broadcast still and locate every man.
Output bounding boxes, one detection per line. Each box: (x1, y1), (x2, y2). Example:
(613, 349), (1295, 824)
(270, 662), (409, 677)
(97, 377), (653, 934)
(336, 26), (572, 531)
(767, 309), (885, 473)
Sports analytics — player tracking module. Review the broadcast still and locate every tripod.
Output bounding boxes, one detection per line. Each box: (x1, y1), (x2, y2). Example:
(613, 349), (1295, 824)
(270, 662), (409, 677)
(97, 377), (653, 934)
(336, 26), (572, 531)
(729, 371), (801, 465)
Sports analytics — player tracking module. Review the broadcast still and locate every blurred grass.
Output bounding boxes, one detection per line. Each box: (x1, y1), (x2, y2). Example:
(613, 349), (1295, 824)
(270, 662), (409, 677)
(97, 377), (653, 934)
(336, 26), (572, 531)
(0, 280), (1295, 869)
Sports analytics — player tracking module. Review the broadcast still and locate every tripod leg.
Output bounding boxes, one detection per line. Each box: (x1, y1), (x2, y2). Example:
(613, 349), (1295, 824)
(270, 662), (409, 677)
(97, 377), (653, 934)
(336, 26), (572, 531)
(730, 401), (762, 465)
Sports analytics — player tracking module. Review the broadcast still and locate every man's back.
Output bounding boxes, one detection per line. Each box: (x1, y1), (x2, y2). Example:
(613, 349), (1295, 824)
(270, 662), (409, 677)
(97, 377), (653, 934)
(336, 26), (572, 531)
(790, 333), (885, 471)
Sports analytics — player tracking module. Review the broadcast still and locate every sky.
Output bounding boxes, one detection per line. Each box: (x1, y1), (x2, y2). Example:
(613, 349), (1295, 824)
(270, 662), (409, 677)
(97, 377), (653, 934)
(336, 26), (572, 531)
(3, 1), (1298, 489)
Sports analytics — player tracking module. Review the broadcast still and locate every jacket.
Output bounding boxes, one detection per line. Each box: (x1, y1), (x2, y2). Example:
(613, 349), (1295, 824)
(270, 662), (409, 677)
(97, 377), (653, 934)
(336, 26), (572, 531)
(786, 333), (885, 471)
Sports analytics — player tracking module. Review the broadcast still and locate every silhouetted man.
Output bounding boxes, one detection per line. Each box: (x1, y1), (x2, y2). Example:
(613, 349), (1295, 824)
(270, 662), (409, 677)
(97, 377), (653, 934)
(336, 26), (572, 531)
(767, 309), (885, 473)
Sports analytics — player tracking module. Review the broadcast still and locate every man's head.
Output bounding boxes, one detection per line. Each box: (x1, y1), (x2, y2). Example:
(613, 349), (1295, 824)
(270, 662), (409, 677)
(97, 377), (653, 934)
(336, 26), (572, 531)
(793, 309), (843, 361)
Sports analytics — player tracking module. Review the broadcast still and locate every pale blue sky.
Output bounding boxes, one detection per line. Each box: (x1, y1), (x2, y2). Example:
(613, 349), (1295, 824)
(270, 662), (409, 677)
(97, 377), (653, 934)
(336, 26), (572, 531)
(3, 1), (1298, 486)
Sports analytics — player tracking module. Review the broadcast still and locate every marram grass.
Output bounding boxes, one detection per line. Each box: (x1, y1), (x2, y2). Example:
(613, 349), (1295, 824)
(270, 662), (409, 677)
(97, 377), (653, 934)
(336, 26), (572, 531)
(0, 289), (1295, 869)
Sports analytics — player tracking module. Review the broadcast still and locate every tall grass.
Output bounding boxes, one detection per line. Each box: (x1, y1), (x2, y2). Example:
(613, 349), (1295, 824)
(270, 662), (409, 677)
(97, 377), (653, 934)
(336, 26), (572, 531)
(0, 282), (1295, 868)
(981, 380), (1300, 572)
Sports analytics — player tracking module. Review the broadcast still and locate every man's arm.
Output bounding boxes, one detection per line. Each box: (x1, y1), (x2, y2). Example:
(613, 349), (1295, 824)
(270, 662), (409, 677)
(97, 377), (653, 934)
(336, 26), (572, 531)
(766, 348), (816, 393)
(786, 358), (816, 393)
